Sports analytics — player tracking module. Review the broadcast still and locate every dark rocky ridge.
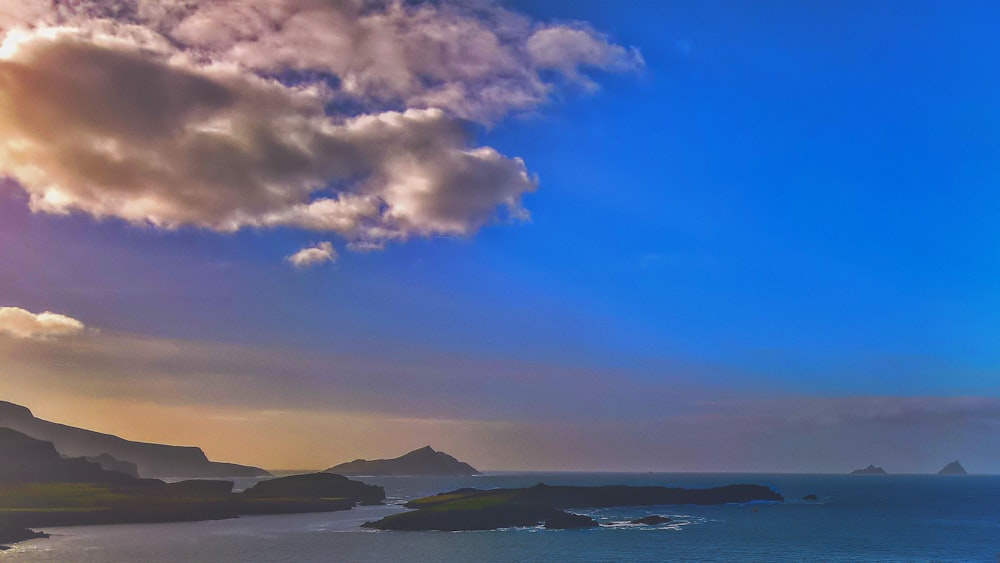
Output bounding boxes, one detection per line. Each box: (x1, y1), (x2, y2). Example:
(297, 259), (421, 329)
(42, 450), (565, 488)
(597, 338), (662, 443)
(0, 401), (269, 478)
(0, 428), (139, 484)
(326, 446), (479, 476)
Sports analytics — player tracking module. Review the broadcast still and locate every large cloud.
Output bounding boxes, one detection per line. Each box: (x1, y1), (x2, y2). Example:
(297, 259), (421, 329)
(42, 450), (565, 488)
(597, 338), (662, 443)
(0, 1), (640, 253)
(0, 306), (84, 338)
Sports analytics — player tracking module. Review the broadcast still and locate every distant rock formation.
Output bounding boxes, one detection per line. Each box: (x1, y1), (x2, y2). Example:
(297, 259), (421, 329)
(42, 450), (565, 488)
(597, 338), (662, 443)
(326, 446), (479, 476)
(0, 401), (269, 479)
(0, 428), (138, 484)
(851, 464), (887, 475)
(937, 460), (967, 475)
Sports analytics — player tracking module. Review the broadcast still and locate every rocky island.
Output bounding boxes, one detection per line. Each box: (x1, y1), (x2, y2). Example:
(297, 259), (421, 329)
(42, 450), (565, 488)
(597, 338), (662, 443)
(363, 482), (783, 531)
(0, 401), (269, 479)
(326, 445), (479, 476)
(937, 460), (967, 475)
(851, 464), (888, 475)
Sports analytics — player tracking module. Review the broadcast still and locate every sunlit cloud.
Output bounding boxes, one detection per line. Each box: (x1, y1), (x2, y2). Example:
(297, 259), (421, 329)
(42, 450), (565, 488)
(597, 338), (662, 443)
(0, 0), (641, 254)
(0, 306), (84, 339)
(287, 241), (337, 268)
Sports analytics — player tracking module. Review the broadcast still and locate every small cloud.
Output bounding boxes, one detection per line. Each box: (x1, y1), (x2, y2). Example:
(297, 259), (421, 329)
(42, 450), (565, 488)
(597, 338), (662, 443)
(287, 241), (338, 268)
(0, 306), (85, 339)
(347, 240), (386, 253)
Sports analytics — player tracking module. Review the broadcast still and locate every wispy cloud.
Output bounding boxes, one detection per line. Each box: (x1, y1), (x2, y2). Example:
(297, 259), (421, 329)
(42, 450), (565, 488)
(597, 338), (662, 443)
(287, 241), (337, 268)
(0, 306), (84, 339)
(0, 1), (641, 254)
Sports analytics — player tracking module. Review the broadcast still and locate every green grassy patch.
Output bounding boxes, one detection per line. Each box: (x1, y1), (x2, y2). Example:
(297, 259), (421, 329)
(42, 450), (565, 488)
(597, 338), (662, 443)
(0, 484), (131, 510)
(424, 492), (516, 512)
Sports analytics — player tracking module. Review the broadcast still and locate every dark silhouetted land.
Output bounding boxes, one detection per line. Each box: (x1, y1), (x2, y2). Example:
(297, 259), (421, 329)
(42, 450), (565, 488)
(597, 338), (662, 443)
(363, 482), (783, 531)
(851, 464), (888, 475)
(0, 429), (384, 546)
(938, 461), (967, 475)
(326, 445), (479, 476)
(0, 401), (269, 479)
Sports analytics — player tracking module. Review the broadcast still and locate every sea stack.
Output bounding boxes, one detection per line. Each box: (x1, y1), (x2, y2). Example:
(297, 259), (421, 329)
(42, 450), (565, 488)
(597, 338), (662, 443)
(937, 461), (967, 475)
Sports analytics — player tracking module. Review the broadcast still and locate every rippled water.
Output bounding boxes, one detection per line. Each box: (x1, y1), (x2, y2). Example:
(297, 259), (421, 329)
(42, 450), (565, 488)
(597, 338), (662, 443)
(5, 473), (1000, 562)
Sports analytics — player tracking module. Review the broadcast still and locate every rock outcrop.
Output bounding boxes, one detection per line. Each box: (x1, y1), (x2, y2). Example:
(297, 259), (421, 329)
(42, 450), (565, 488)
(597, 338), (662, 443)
(544, 512), (599, 529)
(631, 515), (672, 525)
(326, 446), (479, 476)
(0, 401), (269, 479)
(0, 525), (47, 550)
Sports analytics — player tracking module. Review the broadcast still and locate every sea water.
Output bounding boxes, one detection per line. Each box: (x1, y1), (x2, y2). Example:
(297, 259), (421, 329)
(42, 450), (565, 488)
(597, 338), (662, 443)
(5, 473), (1000, 562)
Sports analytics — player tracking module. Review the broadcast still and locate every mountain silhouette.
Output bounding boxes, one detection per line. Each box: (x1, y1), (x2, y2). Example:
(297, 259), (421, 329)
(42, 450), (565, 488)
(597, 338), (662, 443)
(0, 401), (269, 478)
(937, 460), (967, 475)
(326, 446), (479, 476)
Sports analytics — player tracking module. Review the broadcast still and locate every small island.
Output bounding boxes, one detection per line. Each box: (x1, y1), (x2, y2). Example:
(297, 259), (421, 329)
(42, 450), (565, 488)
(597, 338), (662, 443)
(326, 445), (479, 476)
(850, 464), (888, 475)
(363, 482), (783, 531)
(937, 460), (967, 475)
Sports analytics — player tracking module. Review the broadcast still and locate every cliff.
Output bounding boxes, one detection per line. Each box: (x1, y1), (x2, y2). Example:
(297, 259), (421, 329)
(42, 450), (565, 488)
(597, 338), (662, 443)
(0, 401), (269, 479)
(326, 446), (479, 476)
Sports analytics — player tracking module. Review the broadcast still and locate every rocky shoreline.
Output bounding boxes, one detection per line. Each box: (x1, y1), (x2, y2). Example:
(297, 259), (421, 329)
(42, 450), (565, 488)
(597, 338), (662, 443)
(0, 525), (48, 550)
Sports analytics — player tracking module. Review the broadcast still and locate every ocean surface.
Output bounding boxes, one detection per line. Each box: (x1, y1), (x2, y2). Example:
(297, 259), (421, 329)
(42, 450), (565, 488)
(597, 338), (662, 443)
(4, 472), (1000, 562)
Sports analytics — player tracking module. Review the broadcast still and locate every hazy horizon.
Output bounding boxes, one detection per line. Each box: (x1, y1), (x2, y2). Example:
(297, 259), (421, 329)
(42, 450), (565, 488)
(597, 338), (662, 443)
(3, 0), (1000, 475)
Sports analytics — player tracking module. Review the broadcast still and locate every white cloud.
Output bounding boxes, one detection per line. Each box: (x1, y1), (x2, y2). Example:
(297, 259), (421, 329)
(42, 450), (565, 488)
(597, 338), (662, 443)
(0, 306), (85, 339)
(0, 1), (639, 254)
(287, 241), (338, 268)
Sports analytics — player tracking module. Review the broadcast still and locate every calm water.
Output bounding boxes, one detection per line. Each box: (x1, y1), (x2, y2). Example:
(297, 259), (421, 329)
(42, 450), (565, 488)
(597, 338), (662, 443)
(5, 473), (1000, 562)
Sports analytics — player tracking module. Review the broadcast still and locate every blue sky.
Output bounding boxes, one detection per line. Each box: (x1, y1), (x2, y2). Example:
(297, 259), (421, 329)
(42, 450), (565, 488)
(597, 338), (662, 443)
(1, 0), (999, 471)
